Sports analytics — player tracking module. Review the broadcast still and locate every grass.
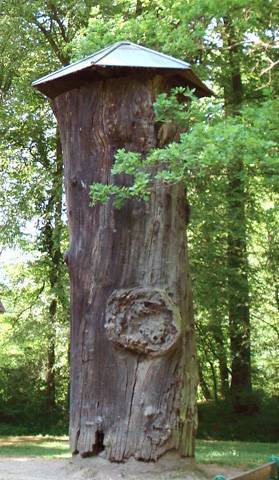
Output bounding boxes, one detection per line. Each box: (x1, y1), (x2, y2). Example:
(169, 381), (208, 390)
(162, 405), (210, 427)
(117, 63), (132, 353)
(0, 436), (278, 468)
(196, 440), (279, 468)
(0, 435), (70, 458)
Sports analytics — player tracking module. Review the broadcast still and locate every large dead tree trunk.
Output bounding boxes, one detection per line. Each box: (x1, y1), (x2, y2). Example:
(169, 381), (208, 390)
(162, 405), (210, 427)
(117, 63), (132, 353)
(53, 74), (198, 462)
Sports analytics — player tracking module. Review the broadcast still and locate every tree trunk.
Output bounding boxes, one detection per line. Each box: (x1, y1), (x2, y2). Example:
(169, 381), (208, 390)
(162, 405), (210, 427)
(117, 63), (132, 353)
(227, 160), (251, 408)
(224, 19), (252, 411)
(211, 320), (230, 399)
(0, 300), (5, 313)
(53, 75), (198, 461)
(42, 130), (65, 414)
(198, 362), (211, 401)
(46, 298), (56, 413)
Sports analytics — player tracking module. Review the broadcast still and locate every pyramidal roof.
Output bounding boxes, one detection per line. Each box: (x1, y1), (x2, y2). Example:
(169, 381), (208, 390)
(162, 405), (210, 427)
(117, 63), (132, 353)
(33, 40), (213, 98)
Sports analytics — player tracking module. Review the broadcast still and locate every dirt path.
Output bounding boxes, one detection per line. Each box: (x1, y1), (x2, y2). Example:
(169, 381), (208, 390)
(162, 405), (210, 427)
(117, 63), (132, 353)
(0, 454), (244, 480)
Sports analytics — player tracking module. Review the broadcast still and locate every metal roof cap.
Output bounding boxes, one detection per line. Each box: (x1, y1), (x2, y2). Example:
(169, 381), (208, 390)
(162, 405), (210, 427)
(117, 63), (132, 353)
(32, 40), (213, 98)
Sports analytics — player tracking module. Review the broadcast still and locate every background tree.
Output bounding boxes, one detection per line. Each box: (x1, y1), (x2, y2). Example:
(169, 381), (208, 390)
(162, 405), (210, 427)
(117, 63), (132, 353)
(0, 0), (91, 424)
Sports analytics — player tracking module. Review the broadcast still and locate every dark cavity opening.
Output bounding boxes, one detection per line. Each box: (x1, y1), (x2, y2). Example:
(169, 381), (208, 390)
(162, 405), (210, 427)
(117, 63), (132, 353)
(93, 430), (105, 455)
(80, 430), (105, 458)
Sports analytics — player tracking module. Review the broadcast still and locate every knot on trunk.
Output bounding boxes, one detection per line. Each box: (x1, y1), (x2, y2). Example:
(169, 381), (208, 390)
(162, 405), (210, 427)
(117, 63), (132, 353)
(105, 287), (181, 356)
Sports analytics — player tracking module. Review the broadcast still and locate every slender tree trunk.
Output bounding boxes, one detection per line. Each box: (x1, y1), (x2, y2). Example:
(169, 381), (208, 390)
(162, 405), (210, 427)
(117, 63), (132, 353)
(227, 161), (251, 407)
(208, 360), (218, 402)
(219, 354), (230, 399)
(46, 298), (57, 412)
(0, 300), (5, 313)
(211, 320), (230, 399)
(224, 19), (252, 410)
(198, 362), (212, 401)
(43, 130), (65, 414)
(54, 75), (198, 461)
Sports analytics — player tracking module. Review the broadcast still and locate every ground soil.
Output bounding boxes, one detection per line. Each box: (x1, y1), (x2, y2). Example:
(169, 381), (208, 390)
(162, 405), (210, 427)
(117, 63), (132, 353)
(0, 453), (244, 480)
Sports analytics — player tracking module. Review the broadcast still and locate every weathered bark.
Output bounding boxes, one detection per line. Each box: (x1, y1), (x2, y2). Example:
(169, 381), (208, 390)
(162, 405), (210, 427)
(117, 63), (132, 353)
(54, 75), (198, 461)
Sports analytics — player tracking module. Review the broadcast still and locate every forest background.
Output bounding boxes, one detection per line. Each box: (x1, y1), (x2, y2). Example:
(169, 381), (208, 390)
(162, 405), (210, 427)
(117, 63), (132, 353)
(0, 0), (278, 443)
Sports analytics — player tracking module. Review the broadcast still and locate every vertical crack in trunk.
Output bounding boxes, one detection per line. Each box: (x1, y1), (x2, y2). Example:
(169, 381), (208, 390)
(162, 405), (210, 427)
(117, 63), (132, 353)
(124, 357), (140, 457)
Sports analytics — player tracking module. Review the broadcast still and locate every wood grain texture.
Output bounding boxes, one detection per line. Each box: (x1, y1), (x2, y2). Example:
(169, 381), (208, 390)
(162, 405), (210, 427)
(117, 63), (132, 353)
(53, 74), (198, 462)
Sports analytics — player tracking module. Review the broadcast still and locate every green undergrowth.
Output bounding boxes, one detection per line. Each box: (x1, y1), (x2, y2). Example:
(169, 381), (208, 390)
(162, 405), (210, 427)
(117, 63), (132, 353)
(0, 422), (68, 437)
(197, 397), (279, 442)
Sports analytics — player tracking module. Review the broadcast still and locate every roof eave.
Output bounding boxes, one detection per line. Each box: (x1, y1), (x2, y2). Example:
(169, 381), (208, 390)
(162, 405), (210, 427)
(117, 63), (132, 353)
(33, 65), (213, 99)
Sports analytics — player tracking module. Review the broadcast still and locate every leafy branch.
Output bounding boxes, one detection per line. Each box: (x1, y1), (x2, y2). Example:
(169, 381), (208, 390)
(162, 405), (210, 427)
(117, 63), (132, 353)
(90, 91), (278, 209)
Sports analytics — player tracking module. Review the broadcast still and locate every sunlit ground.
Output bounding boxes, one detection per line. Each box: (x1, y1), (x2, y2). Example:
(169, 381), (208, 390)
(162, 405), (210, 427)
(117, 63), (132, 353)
(0, 436), (278, 467)
(195, 440), (279, 468)
(0, 435), (70, 458)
